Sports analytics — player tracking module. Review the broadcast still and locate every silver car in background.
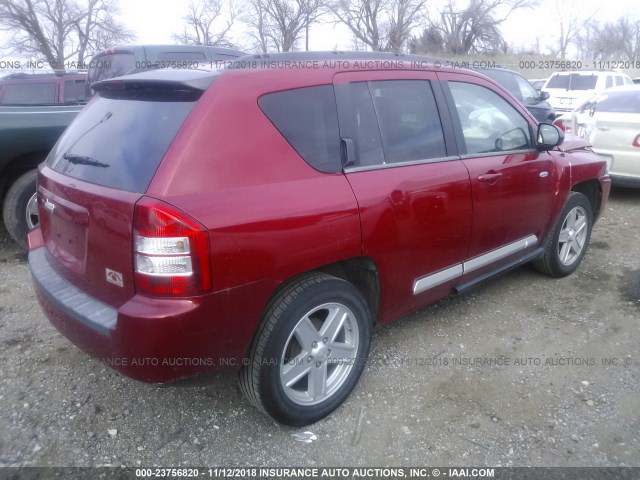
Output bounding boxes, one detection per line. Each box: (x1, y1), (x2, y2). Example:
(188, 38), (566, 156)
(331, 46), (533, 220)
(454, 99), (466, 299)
(555, 85), (640, 187)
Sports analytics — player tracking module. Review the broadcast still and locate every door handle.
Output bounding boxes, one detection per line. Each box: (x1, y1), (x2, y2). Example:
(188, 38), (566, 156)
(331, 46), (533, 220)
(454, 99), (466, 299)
(477, 172), (503, 184)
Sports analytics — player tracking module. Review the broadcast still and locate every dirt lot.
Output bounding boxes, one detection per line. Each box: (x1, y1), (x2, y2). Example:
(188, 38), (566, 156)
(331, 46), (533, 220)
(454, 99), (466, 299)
(0, 188), (639, 468)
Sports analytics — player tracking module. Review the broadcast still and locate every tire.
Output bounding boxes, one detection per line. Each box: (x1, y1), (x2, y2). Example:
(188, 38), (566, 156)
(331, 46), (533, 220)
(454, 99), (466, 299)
(534, 192), (593, 277)
(240, 273), (372, 426)
(2, 170), (39, 250)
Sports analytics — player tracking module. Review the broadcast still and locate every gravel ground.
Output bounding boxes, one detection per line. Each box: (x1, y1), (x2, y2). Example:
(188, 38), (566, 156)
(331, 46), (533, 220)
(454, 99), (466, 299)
(0, 187), (639, 468)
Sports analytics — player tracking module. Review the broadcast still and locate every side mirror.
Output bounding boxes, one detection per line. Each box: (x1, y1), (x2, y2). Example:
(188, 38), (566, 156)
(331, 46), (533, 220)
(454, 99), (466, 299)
(537, 123), (564, 151)
(539, 91), (550, 101)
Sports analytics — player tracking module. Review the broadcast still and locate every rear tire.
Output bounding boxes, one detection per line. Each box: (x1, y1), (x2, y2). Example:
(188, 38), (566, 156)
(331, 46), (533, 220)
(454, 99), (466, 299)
(2, 170), (38, 250)
(534, 192), (593, 277)
(240, 273), (371, 426)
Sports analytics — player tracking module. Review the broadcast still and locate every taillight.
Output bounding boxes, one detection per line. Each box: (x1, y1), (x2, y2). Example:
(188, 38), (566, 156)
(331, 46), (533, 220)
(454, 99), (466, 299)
(553, 118), (567, 133)
(633, 134), (640, 148)
(134, 197), (211, 297)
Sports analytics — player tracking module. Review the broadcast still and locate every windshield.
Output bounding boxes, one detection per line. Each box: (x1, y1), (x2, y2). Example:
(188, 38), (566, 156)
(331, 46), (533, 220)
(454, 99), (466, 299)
(47, 89), (198, 192)
(479, 70), (540, 104)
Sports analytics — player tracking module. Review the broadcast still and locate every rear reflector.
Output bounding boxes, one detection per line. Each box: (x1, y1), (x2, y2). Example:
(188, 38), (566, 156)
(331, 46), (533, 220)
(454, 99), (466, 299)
(633, 134), (640, 148)
(134, 197), (211, 296)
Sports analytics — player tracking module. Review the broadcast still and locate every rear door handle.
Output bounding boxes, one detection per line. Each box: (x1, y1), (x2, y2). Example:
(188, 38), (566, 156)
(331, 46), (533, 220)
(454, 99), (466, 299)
(477, 172), (503, 185)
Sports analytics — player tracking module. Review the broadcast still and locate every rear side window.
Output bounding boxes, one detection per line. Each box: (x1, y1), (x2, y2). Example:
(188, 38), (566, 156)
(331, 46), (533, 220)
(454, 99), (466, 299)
(259, 85), (341, 173)
(1, 82), (56, 104)
(371, 80), (446, 163)
(47, 89), (199, 193)
(615, 76), (624, 86)
(64, 79), (87, 103)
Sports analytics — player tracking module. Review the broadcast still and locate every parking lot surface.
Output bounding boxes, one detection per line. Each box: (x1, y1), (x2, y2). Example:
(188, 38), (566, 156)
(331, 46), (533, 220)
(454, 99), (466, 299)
(0, 188), (638, 467)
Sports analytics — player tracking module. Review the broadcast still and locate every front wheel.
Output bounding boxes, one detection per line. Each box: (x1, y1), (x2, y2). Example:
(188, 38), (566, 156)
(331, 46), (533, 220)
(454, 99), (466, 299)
(240, 273), (371, 426)
(534, 192), (593, 277)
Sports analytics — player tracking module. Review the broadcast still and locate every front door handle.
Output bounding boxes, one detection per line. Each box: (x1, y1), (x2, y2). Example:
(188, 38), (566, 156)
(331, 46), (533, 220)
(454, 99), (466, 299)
(478, 172), (503, 185)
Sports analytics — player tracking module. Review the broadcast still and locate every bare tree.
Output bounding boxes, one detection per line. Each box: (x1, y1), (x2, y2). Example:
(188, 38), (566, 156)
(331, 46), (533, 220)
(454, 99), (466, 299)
(329, 0), (425, 52)
(244, 0), (323, 52)
(552, 0), (597, 59)
(578, 17), (640, 62)
(427, 0), (534, 55)
(173, 0), (238, 48)
(0, 0), (134, 70)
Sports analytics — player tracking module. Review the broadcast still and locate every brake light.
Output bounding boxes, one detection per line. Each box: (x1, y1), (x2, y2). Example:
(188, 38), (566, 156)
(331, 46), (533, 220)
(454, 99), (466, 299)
(633, 134), (640, 147)
(553, 118), (567, 133)
(134, 197), (211, 296)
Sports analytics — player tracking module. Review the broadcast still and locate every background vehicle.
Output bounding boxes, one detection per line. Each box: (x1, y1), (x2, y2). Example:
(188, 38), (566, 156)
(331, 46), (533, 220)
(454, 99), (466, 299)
(28, 53), (610, 427)
(554, 85), (640, 187)
(542, 70), (633, 114)
(529, 78), (547, 91)
(474, 67), (556, 122)
(86, 44), (246, 95)
(0, 72), (86, 249)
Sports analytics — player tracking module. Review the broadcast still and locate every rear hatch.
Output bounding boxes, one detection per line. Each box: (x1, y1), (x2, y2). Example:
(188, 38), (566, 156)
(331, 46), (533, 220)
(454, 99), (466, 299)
(543, 73), (598, 111)
(38, 70), (214, 308)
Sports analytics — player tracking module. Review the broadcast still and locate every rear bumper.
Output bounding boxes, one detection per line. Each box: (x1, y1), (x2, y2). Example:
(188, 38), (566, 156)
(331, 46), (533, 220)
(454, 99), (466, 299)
(29, 243), (276, 383)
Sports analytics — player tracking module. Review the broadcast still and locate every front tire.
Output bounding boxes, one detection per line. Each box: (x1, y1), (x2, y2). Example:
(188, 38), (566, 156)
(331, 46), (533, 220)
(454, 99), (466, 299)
(534, 192), (593, 277)
(2, 170), (38, 250)
(240, 273), (371, 426)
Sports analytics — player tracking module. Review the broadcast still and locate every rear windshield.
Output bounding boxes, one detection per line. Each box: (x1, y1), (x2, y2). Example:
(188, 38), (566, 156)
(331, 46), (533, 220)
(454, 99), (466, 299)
(592, 91), (640, 114)
(47, 89), (198, 192)
(546, 74), (597, 90)
(88, 53), (136, 86)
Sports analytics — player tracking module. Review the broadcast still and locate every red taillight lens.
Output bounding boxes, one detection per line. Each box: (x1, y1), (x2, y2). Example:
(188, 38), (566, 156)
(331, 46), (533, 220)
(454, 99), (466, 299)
(134, 197), (211, 297)
(633, 134), (640, 148)
(553, 118), (567, 133)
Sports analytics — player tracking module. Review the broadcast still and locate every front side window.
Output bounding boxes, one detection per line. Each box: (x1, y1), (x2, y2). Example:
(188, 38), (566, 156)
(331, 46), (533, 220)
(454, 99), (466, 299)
(449, 82), (531, 154)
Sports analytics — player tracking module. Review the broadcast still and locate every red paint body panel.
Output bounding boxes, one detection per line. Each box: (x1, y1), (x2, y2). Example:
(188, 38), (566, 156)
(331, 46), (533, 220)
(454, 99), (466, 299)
(29, 60), (612, 385)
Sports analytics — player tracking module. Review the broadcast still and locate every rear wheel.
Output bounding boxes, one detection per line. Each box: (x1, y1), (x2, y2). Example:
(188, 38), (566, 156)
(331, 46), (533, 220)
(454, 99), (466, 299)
(534, 192), (593, 277)
(240, 273), (371, 426)
(2, 170), (38, 250)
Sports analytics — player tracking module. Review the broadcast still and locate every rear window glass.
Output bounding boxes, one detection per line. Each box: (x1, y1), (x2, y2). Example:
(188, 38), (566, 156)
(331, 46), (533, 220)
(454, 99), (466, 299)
(47, 89), (198, 192)
(546, 74), (598, 90)
(259, 85), (341, 173)
(88, 53), (136, 85)
(1, 82), (56, 104)
(593, 91), (640, 114)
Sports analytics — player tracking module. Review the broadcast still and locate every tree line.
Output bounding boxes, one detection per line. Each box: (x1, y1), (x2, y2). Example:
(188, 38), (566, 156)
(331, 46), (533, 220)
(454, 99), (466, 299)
(1, 0), (639, 71)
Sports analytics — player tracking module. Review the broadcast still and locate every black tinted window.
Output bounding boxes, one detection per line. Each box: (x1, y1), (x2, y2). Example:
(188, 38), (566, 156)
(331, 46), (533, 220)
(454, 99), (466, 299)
(259, 85), (341, 173)
(47, 90), (198, 192)
(1, 82), (56, 104)
(349, 82), (385, 167)
(371, 80), (446, 163)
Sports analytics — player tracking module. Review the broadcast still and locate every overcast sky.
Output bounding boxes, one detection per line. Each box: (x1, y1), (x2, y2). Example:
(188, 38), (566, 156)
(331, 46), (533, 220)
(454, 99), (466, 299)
(119, 0), (637, 54)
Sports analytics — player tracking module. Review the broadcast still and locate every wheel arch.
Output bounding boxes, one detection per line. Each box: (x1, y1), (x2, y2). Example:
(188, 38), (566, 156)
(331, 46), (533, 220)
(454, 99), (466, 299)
(571, 180), (602, 217)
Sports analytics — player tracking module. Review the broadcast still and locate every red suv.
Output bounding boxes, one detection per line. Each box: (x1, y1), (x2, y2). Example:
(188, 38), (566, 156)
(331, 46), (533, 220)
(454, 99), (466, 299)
(28, 53), (611, 426)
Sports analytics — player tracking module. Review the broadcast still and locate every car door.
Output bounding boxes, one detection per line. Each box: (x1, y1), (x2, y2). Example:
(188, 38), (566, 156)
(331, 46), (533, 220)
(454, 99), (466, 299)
(438, 72), (557, 279)
(334, 71), (473, 322)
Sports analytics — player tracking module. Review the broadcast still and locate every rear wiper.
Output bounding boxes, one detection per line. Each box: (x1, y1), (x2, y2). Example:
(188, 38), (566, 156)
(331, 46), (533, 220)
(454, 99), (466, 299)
(63, 153), (110, 168)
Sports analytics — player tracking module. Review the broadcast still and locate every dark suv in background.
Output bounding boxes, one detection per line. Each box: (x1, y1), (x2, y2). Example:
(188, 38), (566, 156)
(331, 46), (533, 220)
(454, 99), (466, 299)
(86, 44), (246, 96)
(474, 67), (556, 122)
(29, 52), (609, 427)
